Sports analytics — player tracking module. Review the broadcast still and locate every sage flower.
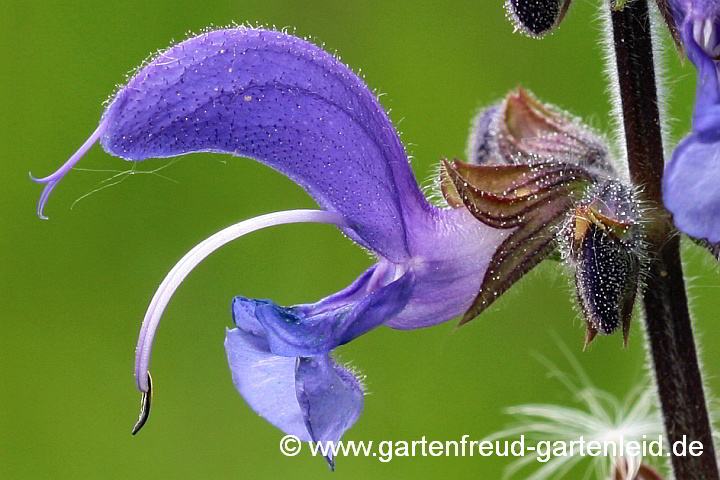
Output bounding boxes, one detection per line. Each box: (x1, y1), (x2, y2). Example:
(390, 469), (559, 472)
(31, 27), (511, 468)
(32, 28), (648, 469)
(663, 0), (720, 242)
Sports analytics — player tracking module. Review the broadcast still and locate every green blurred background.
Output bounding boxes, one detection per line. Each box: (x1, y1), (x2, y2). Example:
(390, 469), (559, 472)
(1, 0), (715, 478)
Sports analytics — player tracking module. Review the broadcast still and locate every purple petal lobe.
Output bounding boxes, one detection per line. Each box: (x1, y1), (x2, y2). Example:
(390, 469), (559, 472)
(224, 327), (364, 469)
(684, 23), (720, 133)
(664, 132), (720, 241)
(295, 356), (364, 469)
(663, 12), (720, 241)
(99, 28), (428, 260)
(224, 328), (311, 441)
(232, 263), (414, 357)
(671, 1), (720, 26)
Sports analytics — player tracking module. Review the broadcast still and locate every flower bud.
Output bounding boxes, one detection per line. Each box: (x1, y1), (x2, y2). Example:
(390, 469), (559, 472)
(562, 180), (643, 347)
(444, 89), (645, 345)
(468, 89), (613, 176)
(505, 0), (572, 37)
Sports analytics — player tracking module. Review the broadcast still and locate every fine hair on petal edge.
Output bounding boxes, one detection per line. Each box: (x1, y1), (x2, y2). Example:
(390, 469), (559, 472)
(100, 22), (413, 168)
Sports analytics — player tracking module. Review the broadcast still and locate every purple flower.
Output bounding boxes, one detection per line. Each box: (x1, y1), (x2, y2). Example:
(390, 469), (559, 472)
(663, 0), (720, 242)
(31, 28), (510, 468)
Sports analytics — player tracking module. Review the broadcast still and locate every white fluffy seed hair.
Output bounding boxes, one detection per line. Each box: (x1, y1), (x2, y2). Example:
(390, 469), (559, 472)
(487, 342), (666, 479)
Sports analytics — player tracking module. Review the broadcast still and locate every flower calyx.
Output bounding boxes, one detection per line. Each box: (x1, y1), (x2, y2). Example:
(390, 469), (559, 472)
(442, 89), (646, 347)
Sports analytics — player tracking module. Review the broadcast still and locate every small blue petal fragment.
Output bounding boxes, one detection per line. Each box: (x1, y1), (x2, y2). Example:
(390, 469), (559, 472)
(295, 356), (364, 469)
(664, 133), (720, 241)
(663, 9), (720, 241)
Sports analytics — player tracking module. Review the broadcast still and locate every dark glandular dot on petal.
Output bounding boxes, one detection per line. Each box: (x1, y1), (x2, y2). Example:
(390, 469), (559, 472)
(506, 0), (564, 37)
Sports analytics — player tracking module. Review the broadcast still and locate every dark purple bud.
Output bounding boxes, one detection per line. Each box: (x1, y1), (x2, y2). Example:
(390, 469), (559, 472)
(563, 180), (643, 347)
(505, 0), (572, 37)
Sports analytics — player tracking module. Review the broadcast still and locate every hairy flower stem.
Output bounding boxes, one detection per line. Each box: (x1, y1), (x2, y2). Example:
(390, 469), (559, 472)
(609, 1), (718, 478)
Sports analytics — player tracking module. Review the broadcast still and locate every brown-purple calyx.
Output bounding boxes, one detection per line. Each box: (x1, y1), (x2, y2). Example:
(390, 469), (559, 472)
(442, 89), (645, 347)
(440, 159), (593, 324)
